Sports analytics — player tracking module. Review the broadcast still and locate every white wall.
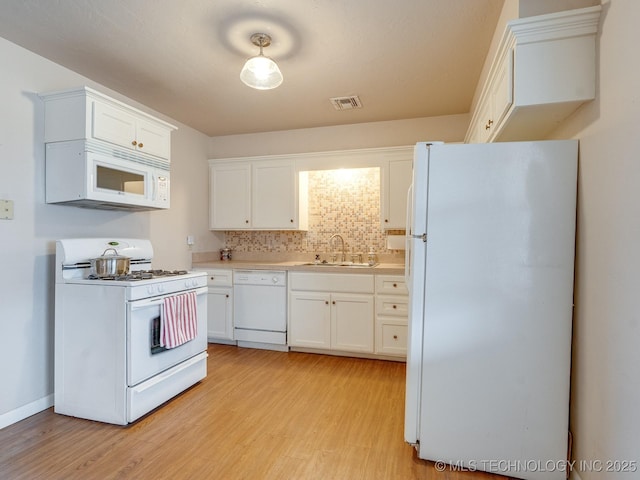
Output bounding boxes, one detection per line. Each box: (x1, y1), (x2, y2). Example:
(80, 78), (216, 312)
(549, 1), (640, 477)
(149, 123), (217, 269)
(0, 36), (213, 427)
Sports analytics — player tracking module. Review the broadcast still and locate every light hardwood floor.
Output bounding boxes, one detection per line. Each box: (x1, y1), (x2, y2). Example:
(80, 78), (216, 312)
(1, 345), (508, 480)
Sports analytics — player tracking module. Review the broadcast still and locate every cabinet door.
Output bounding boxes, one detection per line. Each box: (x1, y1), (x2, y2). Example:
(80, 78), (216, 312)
(136, 117), (172, 159)
(92, 100), (137, 150)
(92, 100), (172, 160)
(382, 159), (413, 229)
(375, 317), (407, 357)
(331, 293), (374, 353)
(471, 96), (493, 144)
(489, 47), (513, 137)
(252, 162), (296, 229)
(209, 164), (251, 229)
(289, 292), (331, 348)
(207, 288), (233, 341)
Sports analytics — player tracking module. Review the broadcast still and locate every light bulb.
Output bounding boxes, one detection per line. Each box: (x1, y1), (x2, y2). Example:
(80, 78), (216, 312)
(240, 54), (283, 90)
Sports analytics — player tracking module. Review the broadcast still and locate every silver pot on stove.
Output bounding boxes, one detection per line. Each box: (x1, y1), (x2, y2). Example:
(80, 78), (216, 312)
(90, 248), (131, 276)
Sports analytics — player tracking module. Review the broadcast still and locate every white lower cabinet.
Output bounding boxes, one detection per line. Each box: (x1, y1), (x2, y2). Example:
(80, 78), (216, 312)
(375, 275), (409, 358)
(331, 293), (374, 353)
(198, 269), (235, 344)
(289, 291), (331, 349)
(289, 272), (374, 354)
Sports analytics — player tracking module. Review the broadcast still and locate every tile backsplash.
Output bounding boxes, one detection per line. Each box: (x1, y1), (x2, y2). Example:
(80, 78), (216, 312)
(223, 167), (403, 258)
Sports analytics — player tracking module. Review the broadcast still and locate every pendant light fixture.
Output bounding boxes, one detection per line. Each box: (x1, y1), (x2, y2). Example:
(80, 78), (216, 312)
(240, 33), (283, 90)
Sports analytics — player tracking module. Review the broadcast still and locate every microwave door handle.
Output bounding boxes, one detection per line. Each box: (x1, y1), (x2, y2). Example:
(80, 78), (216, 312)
(151, 173), (157, 201)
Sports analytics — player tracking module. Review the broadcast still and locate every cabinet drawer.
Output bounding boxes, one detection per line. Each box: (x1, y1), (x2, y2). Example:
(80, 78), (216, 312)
(375, 275), (408, 295)
(375, 296), (409, 317)
(199, 269), (233, 287)
(376, 318), (407, 357)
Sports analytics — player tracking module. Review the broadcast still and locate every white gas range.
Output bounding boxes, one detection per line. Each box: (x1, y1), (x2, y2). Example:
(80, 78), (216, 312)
(54, 238), (208, 425)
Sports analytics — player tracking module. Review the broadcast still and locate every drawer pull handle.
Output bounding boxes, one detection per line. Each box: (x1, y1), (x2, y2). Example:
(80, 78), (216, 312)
(393, 283), (397, 287)
(393, 335), (398, 340)
(392, 305), (397, 309)
(325, 301), (329, 305)
(332, 301), (336, 305)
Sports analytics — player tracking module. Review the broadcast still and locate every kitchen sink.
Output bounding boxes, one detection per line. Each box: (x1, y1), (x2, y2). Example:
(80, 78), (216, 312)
(297, 262), (378, 268)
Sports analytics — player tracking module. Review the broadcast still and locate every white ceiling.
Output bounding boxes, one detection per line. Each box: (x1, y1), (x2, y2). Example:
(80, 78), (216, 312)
(0, 0), (505, 137)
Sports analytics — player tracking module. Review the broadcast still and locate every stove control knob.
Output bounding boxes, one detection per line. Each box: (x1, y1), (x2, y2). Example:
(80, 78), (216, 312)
(193, 279), (199, 287)
(147, 286), (155, 295)
(158, 284), (165, 293)
(272, 276), (279, 284)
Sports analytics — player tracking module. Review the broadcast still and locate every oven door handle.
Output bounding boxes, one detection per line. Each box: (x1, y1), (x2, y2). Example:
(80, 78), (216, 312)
(131, 298), (165, 309)
(129, 287), (207, 309)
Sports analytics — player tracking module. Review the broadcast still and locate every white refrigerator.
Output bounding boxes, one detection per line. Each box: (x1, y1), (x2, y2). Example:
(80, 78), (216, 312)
(404, 141), (577, 480)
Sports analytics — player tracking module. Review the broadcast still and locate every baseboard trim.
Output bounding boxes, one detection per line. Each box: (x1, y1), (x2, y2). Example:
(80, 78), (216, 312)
(0, 394), (53, 430)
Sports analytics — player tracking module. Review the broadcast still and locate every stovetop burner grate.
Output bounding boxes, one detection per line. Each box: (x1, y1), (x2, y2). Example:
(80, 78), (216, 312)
(87, 269), (189, 281)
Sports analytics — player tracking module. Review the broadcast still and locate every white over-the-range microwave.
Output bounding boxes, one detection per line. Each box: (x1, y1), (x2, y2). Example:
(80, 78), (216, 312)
(45, 139), (170, 211)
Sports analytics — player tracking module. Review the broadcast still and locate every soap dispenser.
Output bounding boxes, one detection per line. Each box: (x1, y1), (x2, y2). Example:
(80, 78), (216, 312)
(367, 247), (377, 266)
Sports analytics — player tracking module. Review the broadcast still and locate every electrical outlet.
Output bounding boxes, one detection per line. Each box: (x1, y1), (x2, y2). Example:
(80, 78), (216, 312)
(0, 199), (14, 220)
(186, 235), (195, 246)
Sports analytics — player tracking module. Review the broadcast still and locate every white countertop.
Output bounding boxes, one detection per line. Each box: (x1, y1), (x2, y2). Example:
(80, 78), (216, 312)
(193, 260), (405, 275)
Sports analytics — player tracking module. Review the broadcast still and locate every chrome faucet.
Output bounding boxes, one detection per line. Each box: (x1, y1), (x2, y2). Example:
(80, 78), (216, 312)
(329, 234), (346, 263)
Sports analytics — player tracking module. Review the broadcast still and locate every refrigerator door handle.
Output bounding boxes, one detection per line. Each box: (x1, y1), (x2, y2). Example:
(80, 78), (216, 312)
(405, 183), (414, 285)
(410, 233), (427, 242)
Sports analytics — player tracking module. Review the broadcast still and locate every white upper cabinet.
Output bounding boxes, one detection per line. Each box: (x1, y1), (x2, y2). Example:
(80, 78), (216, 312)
(381, 157), (413, 230)
(209, 159), (308, 231)
(252, 161), (298, 229)
(209, 163), (252, 229)
(465, 6), (601, 143)
(39, 86), (176, 160)
(209, 146), (413, 232)
(469, 49), (514, 144)
(93, 101), (172, 159)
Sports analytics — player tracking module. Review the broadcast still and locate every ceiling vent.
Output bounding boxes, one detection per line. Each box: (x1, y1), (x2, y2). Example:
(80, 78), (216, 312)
(330, 96), (362, 110)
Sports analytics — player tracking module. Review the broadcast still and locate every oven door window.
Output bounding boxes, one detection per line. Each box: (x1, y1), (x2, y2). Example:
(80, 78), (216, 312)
(127, 292), (207, 387)
(150, 316), (168, 354)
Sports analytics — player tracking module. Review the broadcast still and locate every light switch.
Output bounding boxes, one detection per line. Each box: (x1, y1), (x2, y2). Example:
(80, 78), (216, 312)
(186, 235), (195, 246)
(0, 199), (14, 220)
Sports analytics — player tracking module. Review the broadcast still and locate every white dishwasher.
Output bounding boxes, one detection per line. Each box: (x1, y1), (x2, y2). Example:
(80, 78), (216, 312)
(233, 270), (288, 351)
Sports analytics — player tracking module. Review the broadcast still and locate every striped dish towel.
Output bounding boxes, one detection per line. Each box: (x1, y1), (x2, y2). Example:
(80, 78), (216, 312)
(160, 291), (198, 349)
